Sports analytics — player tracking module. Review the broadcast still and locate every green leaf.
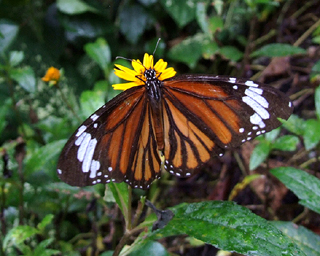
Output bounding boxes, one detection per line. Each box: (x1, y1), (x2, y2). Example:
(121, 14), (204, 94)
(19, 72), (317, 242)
(208, 16), (224, 33)
(80, 89), (106, 118)
(302, 119), (320, 150)
(130, 240), (170, 256)
(219, 46), (243, 62)
(271, 167), (320, 214)
(249, 140), (271, 170)
(264, 128), (281, 142)
(281, 114), (305, 135)
(311, 60), (320, 73)
(84, 37), (111, 72)
(9, 66), (36, 93)
(315, 85), (320, 119)
(168, 34), (206, 68)
(0, 98), (11, 135)
(3, 226), (39, 250)
(119, 5), (151, 44)
(160, 0), (196, 27)
(251, 43), (306, 58)
(25, 139), (66, 178)
(148, 201), (305, 256)
(57, 0), (98, 15)
(37, 214), (54, 232)
(0, 19), (19, 53)
(9, 51), (24, 67)
(273, 135), (299, 151)
(196, 2), (209, 34)
(107, 182), (129, 219)
(272, 221), (320, 256)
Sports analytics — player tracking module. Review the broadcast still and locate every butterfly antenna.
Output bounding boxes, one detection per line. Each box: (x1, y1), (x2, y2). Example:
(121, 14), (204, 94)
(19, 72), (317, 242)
(153, 38), (161, 56)
(115, 56), (133, 62)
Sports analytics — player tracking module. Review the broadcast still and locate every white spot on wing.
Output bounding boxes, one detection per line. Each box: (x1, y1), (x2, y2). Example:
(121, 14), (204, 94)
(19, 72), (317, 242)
(242, 96), (270, 119)
(233, 85), (238, 89)
(248, 87), (263, 95)
(76, 125), (87, 137)
(229, 77), (236, 83)
(77, 133), (91, 162)
(89, 160), (100, 178)
(245, 80), (259, 87)
(245, 89), (269, 108)
(75, 132), (86, 146)
(82, 138), (97, 173)
(108, 167), (113, 172)
(250, 113), (266, 128)
(57, 169), (62, 174)
(239, 128), (244, 133)
(93, 123), (98, 128)
(91, 114), (99, 121)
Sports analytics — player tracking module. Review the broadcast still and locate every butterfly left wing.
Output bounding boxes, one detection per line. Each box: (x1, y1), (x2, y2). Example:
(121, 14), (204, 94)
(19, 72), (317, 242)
(161, 75), (293, 177)
(57, 86), (161, 189)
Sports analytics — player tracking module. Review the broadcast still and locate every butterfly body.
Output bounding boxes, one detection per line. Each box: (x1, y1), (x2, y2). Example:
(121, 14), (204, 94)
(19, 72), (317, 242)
(57, 54), (293, 189)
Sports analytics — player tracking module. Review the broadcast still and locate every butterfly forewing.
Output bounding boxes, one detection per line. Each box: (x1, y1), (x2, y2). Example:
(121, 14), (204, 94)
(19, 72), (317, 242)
(57, 86), (161, 189)
(161, 75), (293, 177)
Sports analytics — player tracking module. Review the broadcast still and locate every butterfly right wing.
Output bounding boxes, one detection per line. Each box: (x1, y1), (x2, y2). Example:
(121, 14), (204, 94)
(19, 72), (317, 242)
(57, 86), (161, 189)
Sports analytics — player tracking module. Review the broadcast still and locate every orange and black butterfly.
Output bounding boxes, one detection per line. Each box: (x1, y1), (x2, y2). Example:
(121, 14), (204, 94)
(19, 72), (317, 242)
(57, 53), (293, 189)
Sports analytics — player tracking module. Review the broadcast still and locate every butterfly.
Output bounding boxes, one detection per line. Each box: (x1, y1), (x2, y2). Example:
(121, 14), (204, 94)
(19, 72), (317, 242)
(57, 53), (293, 190)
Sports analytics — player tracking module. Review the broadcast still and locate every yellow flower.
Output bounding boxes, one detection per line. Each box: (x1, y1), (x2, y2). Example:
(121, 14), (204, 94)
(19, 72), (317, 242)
(112, 53), (176, 90)
(42, 67), (61, 85)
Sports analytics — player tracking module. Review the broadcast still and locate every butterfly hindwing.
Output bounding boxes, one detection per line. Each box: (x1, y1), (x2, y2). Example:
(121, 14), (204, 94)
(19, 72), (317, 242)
(161, 75), (293, 177)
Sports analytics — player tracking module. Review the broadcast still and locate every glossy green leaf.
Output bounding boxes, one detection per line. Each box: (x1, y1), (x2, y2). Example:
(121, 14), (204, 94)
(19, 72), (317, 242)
(25, 139), (66, 177)
(264, 128), (280, 142)
(168, 34), (205, 68)
(249, 140), (271, 170)
(281, 114), (305, 135)
(271, 167), (320, 214)
(37, 214), (54, 232)
(315, 85), (320, 119)
(251, 43), (306, 57)
(9, 51), (24, 67)
(107, 182), (129, 219)
(57, 0), (98, 15)
(219, 46), (243, 62)
(3, 226), (39, 250)
(160, 0), (196, 27)
(80, 88), (106, 118)
(302, 119), (320, 150)
(84, 37), (111, 72)
(0, 19), (19, 53)
(148, 201), (305, 256)
(9, 66), (36, 93)
(273, 135), (299, 151)
(208, 16), (224, 33)
(196, 2), (209, 34)
(33, 238), (60, 256)
(130, 240), (170, 256)
(119, 5), (151, 44)
(273, 221), (320, 256)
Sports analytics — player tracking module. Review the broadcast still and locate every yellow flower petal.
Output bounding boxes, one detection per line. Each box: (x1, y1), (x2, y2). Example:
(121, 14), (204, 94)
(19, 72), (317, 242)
(112, 53), (176, 91)
(112, 81), (143, 90)
(42, 67), (60, 84)
(159, 67), (176, 80)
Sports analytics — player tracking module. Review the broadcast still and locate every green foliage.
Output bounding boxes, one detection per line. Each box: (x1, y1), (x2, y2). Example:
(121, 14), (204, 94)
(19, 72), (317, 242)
(1, 0), (319, 255)
(249, 128), (299, 170)
(251, 43), (306, 57)
(273, 221), (320, 256)
(271, 167), (320, 214)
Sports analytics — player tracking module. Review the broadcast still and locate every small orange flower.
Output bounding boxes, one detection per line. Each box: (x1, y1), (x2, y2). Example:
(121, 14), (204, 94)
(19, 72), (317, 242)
(42, 67), (61, 85)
